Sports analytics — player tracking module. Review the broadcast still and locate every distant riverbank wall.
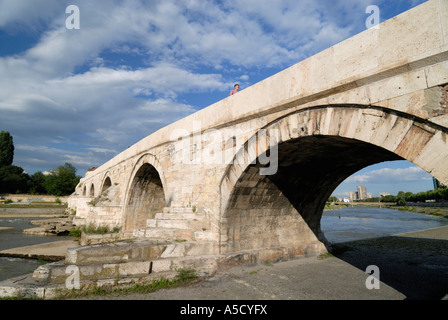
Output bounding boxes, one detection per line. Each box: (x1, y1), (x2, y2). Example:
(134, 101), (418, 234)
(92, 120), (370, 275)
(0, 194), (69, 204)
(406, 201), (448, 207)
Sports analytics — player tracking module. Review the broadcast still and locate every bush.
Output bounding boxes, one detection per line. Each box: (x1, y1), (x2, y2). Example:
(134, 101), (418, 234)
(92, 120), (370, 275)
(69, 227), (82, 238)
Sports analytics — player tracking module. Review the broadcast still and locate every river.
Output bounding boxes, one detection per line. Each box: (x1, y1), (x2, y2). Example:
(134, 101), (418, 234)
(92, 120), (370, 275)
(0, 217), (74, 282)
(321, 206), (448, 243)
(0, 207), (447, 282)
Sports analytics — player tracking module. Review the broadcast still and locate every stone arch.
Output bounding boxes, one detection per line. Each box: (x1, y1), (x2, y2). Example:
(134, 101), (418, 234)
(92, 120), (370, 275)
(122, 153), (167, 232)
(101, 174), (112, 194)
(82, 185), (86, 196)
(89, 183), (95, 197)
(219, 105), (448, 254)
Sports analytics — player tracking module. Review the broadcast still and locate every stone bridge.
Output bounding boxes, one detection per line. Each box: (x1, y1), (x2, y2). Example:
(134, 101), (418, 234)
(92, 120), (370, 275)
(60, 0), (448, 286)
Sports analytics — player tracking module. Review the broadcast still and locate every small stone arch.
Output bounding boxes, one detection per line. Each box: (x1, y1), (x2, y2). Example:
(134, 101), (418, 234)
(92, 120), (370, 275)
(101, 175), (112, 194)
(89, 183), (95, 197)
(122, 153), (167, 232)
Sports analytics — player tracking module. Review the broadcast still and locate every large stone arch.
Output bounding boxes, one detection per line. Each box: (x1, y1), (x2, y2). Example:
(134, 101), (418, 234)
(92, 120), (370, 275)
(219, 105), (448, 254)
(122, 153), (167, 232)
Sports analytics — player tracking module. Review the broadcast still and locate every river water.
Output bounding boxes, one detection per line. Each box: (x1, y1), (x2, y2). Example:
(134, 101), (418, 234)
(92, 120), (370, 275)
(0, 207), (447, 282)
(0, 217), (74, 282)
(321, 206), (448, 243)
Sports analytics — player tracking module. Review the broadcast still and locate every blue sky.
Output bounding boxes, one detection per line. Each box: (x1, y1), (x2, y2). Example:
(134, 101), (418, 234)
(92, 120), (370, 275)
(0, 0), (433, 197)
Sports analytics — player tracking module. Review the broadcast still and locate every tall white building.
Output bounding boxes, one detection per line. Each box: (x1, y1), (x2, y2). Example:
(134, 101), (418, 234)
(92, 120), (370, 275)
(357, 186), (368, 200)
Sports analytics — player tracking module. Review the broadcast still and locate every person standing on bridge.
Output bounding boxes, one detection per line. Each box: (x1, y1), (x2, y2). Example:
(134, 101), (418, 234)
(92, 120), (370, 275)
(229, 83), (239, 96)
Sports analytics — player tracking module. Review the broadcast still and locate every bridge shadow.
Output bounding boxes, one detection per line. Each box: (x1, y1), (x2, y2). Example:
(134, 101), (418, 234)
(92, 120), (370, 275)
(327, 235), (448, 300)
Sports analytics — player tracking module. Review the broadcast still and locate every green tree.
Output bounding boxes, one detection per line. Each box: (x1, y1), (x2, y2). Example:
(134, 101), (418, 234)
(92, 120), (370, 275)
(380, 195), (395, 202)
(29, 171), (47, 194)
(0, 165), (30, 194)
(43, 163), (80, 196)
(0, 131), (14, 168)
(395, 191), (406, 206)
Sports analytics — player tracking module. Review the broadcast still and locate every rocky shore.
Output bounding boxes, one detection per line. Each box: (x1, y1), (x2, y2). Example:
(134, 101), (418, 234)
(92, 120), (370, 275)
(0, 204), (74, 236)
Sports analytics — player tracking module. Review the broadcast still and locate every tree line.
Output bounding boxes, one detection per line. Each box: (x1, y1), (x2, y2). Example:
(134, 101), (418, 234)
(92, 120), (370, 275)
(0, 131), (81, 196)
(329, 188), (448, 206)
(380, 188), (448, 206)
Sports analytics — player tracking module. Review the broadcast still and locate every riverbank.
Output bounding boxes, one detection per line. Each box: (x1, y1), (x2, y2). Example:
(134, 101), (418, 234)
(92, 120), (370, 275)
(0, 240), (79, 261)
(0, 203), (67, 218)
(325, 202), (448, 219)
(392, 205), (448, 219)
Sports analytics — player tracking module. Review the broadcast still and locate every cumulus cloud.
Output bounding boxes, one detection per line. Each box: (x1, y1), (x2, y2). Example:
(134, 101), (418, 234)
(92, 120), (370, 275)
(0, 0), (62, 29)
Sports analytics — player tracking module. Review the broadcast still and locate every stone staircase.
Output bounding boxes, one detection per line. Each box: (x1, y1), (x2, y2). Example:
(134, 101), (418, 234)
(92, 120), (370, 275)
(132, 205), (217, 242)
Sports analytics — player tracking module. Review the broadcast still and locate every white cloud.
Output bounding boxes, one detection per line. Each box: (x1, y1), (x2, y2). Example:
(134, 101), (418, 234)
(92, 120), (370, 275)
(0, 0), (62, 29)
(52, 64), (226, 96)
(346, 166), (433, 184)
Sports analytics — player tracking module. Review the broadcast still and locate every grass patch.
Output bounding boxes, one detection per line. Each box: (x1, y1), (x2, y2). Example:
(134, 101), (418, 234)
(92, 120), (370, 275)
(248, 270), (258, 275)
(318, 252), (334, 260)
(54, 267), (199, 300)
(74, 223), (121, 235)
(175, 267), (197, 282)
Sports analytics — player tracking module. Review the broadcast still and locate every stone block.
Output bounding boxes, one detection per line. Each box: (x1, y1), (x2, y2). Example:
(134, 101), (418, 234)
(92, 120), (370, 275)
(118, 261), (151, 276)
(378, 0), (442, 67)
(161, 244), (186, 258)
(157, 219), (190, 230)
(367, 69), (427, 104)
(257, 248), (285, 263)
(133, 228), (146, 237)
(194, 231), (217, 241)
(426, 60), (448, 88)
(152, 260), (172, 273)
(146, 219), (157, 228)
(333, 27), (379, 82)
(394, 124), (434, 161)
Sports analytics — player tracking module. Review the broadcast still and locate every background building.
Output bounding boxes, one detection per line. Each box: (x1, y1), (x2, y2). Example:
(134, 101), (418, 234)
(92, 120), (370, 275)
(349, 186), (372, 201)
(357, 186), (368, 200)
